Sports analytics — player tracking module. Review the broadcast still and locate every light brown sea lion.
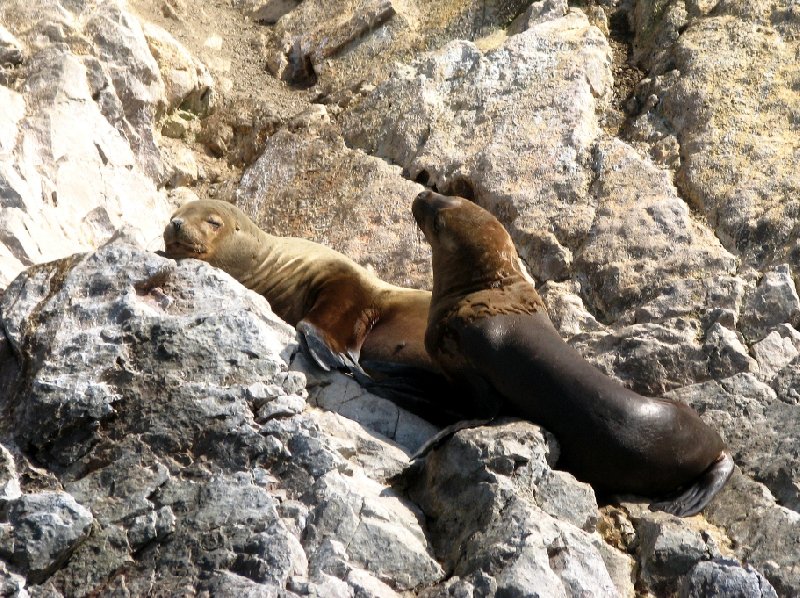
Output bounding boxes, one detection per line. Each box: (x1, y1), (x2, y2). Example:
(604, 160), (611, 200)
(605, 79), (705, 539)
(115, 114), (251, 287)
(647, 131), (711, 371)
(162, 199), (435, 379)
(411, 190), (734, 517)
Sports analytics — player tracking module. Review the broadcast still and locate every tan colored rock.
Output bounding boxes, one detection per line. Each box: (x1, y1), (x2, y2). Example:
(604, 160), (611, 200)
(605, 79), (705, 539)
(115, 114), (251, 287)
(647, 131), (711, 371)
(142, 21), (215, 116)
(630, 5), (800, 270)
(236, 124), (430, 288)
(263, 0), (534, 89)
(342, 11), (612, 279)
(0, 0), (175, 287)
(575, 139), (737, 320)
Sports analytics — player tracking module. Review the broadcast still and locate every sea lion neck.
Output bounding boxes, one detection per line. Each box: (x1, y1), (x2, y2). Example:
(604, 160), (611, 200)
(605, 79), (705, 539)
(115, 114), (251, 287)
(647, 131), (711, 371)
(431, 247), (528, 300)
(215, 223), (276, 283)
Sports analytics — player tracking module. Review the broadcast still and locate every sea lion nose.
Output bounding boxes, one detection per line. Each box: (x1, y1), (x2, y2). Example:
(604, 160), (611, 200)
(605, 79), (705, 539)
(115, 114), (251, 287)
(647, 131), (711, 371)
(415, 189), (434, 202)
(171, 217), (183, 231)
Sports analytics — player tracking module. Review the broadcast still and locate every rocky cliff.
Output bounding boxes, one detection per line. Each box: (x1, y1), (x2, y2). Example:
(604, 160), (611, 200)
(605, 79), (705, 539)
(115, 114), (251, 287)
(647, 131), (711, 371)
(0, 0), (798, 596)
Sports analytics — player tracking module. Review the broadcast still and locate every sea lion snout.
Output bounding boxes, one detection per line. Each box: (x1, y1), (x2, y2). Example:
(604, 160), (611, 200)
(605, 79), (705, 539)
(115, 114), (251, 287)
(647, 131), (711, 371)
(412, 190), (462, 229)
(170, 217), (184, 231)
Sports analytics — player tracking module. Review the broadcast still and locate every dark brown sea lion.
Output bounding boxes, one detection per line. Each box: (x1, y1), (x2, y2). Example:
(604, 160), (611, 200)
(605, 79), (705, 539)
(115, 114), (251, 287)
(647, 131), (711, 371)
(163, 199), (435, 379)
(411, 190), (734, 517)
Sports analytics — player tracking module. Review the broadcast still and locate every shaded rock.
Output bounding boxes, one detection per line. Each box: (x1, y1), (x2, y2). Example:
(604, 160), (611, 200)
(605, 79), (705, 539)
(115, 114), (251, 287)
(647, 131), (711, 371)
(679, 558), (779, 598)
(635, 513), (716, 594)
(703, 472), (800, 597)
(6, 492), (93, 583)
(0, 445), (21, 508)
(772, 354), (800, 405)
(0, 24), (24, 68)
(197, 98), (284, 167)
(236, 125), (431, 288)
(704, 322), (758, 380)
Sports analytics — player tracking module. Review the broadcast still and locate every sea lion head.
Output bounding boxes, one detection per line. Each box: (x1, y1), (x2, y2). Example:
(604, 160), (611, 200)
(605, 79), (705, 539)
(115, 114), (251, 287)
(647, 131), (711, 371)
(412, 190), (526, 296)
(163, 200), (255, 271)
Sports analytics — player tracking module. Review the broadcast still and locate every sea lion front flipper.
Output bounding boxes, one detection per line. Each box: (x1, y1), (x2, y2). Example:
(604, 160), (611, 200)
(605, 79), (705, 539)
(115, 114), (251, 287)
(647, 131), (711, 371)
(297, 320), (367, 378)
(648, 451), (735, 517)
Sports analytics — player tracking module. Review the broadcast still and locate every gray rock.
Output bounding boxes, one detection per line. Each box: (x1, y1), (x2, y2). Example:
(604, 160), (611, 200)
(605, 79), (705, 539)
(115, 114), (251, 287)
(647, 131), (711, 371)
(679, 559), (778, 598)
(307, 368), (438, 455)
(703, 473), (800, 597)
(635, 514), (715, 594)
(6, 492), (93, 583)
(304, 470), (444, 590)
(704, 322), (758, 380)
(0, 243), (448, 594)
(751, 324), (800, 383)
(0, 561), (27, 598)
(740, 266), (800, 343)
(408, 420), (618, 596)
(668, 376), (800, 591)
(126, 506), (176, 550)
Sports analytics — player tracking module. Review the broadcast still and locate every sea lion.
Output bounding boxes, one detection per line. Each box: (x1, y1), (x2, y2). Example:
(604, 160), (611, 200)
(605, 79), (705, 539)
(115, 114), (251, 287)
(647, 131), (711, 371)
(163, 199), (436, 379)
(411, 190), (734, 517)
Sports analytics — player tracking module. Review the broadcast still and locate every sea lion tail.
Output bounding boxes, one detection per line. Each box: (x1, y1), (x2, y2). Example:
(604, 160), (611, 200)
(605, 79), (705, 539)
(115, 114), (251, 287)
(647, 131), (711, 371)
(648, 451), (735, 517)
(410, 418), (497, 461)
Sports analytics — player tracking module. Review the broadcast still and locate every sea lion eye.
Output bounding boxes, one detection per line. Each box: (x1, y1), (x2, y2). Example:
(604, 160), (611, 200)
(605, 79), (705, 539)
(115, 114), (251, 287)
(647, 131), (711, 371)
(207, 217), (223, 230)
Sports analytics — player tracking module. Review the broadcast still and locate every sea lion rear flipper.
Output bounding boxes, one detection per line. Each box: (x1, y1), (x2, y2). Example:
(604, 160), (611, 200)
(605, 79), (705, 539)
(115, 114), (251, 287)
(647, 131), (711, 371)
(648, 451), (735, 517)
(410, 417), (497, 461)
(297, 320), (367, 378)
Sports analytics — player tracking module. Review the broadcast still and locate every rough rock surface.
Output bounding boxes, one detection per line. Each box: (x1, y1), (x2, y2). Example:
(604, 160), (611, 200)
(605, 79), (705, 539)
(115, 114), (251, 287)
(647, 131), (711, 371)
(0, 244), (445, 595)
(0, 0), (211, 288)
(1, 0), (799, 595)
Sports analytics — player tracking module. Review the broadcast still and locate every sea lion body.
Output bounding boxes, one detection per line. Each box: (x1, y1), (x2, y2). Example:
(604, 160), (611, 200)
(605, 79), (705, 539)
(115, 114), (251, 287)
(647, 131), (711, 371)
(412, 190), (734, 516)
(163, 200), (433, 375)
